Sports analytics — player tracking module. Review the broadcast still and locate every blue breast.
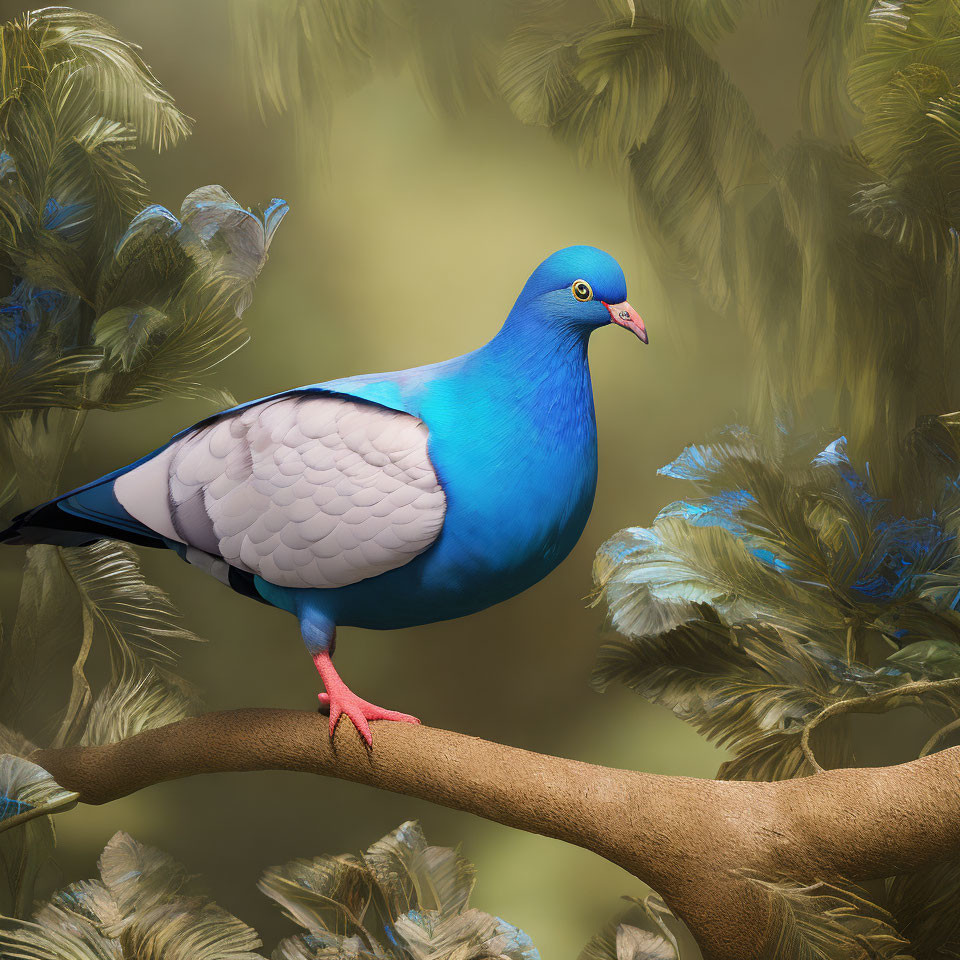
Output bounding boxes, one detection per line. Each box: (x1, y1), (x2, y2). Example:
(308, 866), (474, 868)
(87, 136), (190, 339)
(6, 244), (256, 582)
(269, 311), (600, 631)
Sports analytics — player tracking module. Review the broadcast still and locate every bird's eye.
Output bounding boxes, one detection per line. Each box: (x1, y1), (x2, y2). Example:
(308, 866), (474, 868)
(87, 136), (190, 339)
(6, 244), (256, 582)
(572, 280), (593, 301)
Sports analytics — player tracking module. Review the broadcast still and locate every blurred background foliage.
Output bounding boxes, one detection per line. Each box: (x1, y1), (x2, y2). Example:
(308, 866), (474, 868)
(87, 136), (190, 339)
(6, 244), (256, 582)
(234, 0), (960, 495)
(0, 819), (542, 960)
(4, 0), (960, 957)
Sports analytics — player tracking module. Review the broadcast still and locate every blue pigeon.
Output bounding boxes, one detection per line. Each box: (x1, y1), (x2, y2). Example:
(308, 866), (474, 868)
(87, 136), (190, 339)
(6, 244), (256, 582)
(2, 246), (647, 744)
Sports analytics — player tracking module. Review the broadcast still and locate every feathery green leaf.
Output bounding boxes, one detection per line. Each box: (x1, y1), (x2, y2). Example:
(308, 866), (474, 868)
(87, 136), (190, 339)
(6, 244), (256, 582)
(17, 8), (191, 150)
(262, 821), (539, 960)
(79, 656), (201, 747)
(754, 879), (913, 960)
(0, 752), (77, 920)
(59, 540), (202, 664)
(884, 860), (960, 956)
(1, 831), (264, 960)
(800, 0), (873, 139)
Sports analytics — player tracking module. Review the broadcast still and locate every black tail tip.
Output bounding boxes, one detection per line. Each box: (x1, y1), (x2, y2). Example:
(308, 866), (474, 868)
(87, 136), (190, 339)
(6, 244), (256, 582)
(0, 511), (97, 548)
(1, 496), (124, 549)
(0, 516), (27, 545)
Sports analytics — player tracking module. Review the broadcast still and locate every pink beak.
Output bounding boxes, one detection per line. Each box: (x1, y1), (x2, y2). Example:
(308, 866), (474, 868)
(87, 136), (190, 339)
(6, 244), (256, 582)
(603, 300), (648, 344)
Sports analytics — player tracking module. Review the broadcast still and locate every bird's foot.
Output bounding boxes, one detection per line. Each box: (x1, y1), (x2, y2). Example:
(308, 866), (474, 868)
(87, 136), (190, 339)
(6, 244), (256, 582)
(317, 690), (419, 747)
(312, 652), (419, 747)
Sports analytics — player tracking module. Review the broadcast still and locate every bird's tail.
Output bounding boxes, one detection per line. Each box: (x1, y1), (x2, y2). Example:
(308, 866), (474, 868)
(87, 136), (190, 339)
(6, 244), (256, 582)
(1, 479), (164, 549)
(2, 495), (109, 547)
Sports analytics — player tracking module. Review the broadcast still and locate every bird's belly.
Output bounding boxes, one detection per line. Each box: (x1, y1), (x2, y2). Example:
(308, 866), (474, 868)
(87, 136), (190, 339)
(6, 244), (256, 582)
(320, 446), (598, 629)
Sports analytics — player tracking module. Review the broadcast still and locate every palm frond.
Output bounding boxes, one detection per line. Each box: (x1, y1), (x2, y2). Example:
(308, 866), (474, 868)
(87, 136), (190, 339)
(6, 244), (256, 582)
(0, 345), (100, 413)
(858, 63), (951, 168)
(594, 516), (815, 641)
(177, 186), (288, 317)
(261, 821), (539, 960)
(0, 6), (188, 321)
(0, 541), (200, 744)
(88, 187), (286, 408)
(849, 1), (960, 118)
(230, 0), (394, 159)
(122, 901), (264, 960)
(799, 0), (873, 139)
(500, 16), (767, 311)
(567, 23), (673, 164)
(0, 63), (125, 297)
(0, 753), (77, 919)
(0, 154), (24, 246)
(94, 202), (190, 313)
(754, 879), (913, 960)
(848, 52), (960, 263)
(79, 656), (201, 747)
(92, 304), (169, 372)
(393, 909), (538, 960)
(0, 472), (16, 511)
(0, 544), (85, 730)
(59, 540), (202, 664)
(497, 26), (582, 127)
(0, 754), (78, 835)
(603, 0), (768, 44)
(233, 0), (510, 146)
(595, 427), (960, 778)
(20, 7), (191, 150)
(402, 0), (509, 116)
(636, 425), (960, 641)
(593, 614), (866, 780)
(95, 830), (189, 926)
(73, 116), (148, 262)
(886, 638), (960, 678)
(884, 859), (960, 955)
(850, 172), (958, 262)
(580, 895), (681, 960)
(88, 271), (247, 409)
(1, 831), (264, 960)
(0, 723), (37, 759)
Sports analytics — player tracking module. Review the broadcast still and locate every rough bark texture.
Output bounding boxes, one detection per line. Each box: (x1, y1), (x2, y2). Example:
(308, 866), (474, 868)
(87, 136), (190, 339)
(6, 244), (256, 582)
(31, 709), (960, 960)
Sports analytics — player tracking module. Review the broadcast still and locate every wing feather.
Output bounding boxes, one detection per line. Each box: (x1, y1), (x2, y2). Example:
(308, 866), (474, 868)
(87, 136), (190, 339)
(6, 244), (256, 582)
(114, 394), (446, 589)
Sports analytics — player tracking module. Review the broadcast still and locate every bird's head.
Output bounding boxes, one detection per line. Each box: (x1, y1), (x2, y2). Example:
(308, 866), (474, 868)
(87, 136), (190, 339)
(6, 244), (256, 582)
(511, 245), (648, 344)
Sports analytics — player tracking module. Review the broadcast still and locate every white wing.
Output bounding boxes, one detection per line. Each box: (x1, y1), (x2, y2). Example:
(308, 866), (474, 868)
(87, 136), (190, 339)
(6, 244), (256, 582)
(114, 394), (447, 589)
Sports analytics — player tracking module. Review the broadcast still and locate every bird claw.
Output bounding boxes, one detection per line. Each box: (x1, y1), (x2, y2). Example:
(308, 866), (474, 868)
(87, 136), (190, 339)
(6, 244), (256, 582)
(312, 650), (419, 747)
(318, 689), (419, 747)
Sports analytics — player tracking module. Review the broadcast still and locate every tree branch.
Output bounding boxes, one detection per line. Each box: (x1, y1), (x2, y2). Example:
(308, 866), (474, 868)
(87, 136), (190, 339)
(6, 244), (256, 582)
(30, 709), (960, 960)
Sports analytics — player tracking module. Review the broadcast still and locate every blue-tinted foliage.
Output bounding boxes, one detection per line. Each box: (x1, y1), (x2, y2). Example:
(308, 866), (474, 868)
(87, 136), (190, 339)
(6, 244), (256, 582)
(493, 917), (541, 960)
(656, 429), (960, 606)
(113, 203), (181, 253)
(0, 278), (78, 355)
(656, 426), (759, 483)
(41, 198), (91, 240)
(656, 490), (755, 535)
(0, 795), (32, 822)
(595, 421), (960, 755)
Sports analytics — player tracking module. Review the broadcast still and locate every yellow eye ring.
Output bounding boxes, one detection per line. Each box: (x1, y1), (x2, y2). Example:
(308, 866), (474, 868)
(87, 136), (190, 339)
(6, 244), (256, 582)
(572, 280), (593, 301)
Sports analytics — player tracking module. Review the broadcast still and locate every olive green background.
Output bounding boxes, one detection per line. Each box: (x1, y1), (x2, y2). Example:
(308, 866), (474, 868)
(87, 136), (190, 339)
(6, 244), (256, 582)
(0, 0), (816, 953)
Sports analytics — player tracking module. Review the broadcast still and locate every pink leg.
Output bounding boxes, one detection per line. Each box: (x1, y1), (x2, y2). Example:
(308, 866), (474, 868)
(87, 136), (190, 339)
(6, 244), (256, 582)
(312, 651), (419, 747)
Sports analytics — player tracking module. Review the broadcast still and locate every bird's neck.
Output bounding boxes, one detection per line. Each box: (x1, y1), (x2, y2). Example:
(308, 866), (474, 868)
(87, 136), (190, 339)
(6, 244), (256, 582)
(482, 306), (591, 371)
(470, 308), (595, 420)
